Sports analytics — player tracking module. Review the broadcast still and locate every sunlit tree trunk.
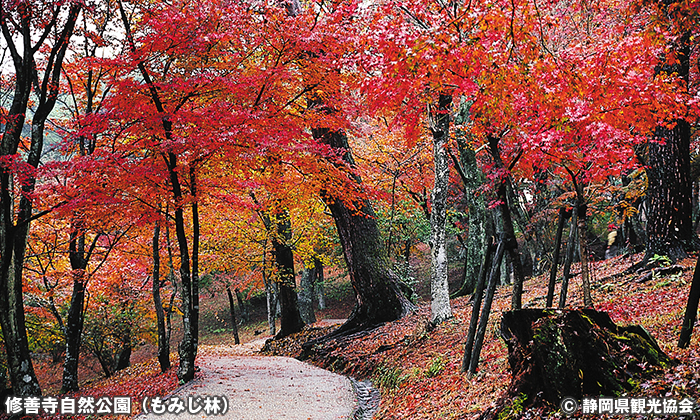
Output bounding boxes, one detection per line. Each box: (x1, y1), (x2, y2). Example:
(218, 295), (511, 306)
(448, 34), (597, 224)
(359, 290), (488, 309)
(429, 93), (453, 324)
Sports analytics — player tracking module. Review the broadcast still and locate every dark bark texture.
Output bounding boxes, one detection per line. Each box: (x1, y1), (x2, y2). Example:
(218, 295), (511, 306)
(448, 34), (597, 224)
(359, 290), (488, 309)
(645, 31), (697, 261)
(481, 309), (672, 419)
(312, 127), (413, 337)
(679, 255), (700, 348)
(272, 210), (305, 338)
(0, 1), (81, 396)
(227, 287), (240, 345)
(152, 223), (171, 372)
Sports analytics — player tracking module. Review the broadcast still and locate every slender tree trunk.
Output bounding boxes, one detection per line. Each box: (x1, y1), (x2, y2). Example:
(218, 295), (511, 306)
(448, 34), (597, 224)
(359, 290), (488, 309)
(226, 286), (240, 345)
(298, 265), (317, 325)
(468, 237), (506, 375)
(577, 204), (593, 307)
(118, 2), (198, 382)
(189, 167), (200, 360)
(462, 236), (495, 372)
(236, 288), (249, 323)
(487, 136), (526, 310)
(559, 211), (579, 309)
(546, 208), (569, 307)
(429, 93), (453, 324)
(679, 255), (700, 348)
(315, 258), (326, 310)
(152, 222), (170, 372)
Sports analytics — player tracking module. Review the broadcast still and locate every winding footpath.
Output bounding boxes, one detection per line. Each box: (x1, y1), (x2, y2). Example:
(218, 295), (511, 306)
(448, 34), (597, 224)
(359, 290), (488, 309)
(138, 322), (368, 420)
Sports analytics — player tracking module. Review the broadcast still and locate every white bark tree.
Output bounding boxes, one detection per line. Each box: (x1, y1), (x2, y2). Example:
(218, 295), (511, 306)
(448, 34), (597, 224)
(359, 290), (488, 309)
(429, 93), (453, 324)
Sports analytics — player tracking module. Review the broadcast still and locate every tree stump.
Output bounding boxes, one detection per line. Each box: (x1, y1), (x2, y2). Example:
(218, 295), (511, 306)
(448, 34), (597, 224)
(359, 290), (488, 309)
(483, 309), (673, 418)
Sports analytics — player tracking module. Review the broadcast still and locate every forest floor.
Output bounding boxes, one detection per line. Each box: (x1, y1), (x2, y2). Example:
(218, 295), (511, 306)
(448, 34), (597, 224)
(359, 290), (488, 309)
(33, 253), (700, 419)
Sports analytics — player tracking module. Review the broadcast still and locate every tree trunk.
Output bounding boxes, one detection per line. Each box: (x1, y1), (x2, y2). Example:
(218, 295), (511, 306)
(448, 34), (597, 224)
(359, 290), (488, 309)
(450, 131), (487, 299)
(263, 249), (276, 336)
(61, 267), (87, 393)
(558, 211), (579, 309)
(93, 348), (114, 378)
(429, 93), (453, 324)
(487, 135), (526, 310)
(546, 208), (569, 307)
(118, 2), (199, 383)
(298, 265), (317, 325)
(315, 258), (326, 310)
(679, 255), (700, 348)
(152, 222), (171, 372)
(577, 204), (593, 307)
(462, 235), (495, 373)
(645, 31), (696, 262)
(226, 287), (240, 345)
(483, 309), (672, 418)
(114, 333), (132, 372)
(269, 209), (305, 339)
(468, 237), (506, 375)
(0, 2), (81, 396)
(312, 127), (414, 337)
(236, 288), (250, 323)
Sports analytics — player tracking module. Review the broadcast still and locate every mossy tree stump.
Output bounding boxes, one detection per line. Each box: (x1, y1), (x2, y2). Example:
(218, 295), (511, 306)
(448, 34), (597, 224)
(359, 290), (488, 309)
(486, 309), (672, 418)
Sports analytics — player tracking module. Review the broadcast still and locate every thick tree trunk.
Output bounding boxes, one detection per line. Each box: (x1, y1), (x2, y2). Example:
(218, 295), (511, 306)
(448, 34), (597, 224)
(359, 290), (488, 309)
(429, 93), (453, 324)
(482, 309), (671, 418)
(645, 31), (696, 261)
(451, 142), (488, 298)
(114, 333), (132, 372)
(61, 267), (86, 393)
(312, 127), (413, 337)
(152, 223), (171, 372)
(679, 255), (700, 348)
(268, 209), (305, 339)
(226, 287), (240, 345)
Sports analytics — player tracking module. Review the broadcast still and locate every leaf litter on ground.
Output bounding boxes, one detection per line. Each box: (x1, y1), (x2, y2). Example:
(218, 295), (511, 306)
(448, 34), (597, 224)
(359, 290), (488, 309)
(45, 254), (700, 419)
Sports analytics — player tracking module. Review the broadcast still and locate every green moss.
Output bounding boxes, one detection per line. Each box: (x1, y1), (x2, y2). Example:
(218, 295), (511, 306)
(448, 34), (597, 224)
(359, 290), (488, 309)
(497, 393), (527, 420)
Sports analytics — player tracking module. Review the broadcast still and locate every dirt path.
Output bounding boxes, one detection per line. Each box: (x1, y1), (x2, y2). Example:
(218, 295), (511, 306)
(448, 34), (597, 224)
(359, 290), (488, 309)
(138, 324), (357, 420)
